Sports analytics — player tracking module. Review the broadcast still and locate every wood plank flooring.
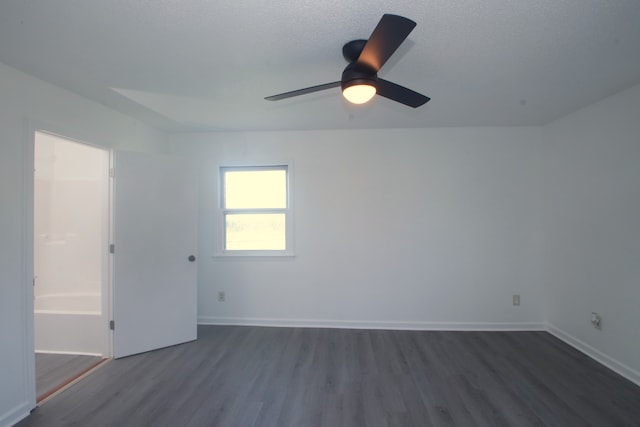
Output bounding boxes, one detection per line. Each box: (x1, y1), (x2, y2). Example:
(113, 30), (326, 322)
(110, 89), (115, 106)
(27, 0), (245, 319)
(35, 353), (104, 402)
(17, 326), (640, 426)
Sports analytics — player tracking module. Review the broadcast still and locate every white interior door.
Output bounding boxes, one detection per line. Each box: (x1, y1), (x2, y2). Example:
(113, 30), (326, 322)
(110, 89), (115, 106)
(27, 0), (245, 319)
(112, 150), (198, 358)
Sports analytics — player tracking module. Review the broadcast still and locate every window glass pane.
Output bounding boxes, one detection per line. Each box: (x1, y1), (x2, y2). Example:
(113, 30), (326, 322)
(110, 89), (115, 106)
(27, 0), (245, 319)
(225, 213), (286, 251)
(224, 169), (287, 209)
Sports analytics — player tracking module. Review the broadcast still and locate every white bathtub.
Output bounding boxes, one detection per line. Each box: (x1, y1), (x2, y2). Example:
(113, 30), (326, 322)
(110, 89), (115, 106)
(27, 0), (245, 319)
(34, 293), (105, 356)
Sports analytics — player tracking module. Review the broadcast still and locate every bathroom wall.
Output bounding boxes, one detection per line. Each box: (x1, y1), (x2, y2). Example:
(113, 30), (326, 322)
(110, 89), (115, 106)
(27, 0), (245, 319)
(34, 132), (108, 299)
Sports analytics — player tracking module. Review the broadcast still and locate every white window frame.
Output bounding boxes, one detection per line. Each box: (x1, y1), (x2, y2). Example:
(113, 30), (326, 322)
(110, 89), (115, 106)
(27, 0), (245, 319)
(216, 164), (294, 257)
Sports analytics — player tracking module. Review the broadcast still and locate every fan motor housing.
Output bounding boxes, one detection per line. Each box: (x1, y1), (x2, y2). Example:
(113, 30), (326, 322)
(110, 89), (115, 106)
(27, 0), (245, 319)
(341, 63), (377, 90)
(343, 39), (368, 63)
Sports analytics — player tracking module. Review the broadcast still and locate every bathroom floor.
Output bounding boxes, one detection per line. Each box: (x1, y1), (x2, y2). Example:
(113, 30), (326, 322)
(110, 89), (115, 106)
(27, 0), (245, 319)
(36, 353), (105, 402)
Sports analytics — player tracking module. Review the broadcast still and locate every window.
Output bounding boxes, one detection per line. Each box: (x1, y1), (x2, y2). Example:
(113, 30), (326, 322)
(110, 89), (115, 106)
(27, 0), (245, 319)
(220, 165), (292, 255)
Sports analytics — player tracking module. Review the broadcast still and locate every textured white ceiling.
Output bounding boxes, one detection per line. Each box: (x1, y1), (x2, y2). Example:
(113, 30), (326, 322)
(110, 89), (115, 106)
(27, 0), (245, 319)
(1, 0), (639, 132)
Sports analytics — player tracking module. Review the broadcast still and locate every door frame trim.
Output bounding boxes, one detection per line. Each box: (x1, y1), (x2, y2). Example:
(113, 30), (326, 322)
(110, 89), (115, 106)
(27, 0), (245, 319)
(25, 119), (114, 409)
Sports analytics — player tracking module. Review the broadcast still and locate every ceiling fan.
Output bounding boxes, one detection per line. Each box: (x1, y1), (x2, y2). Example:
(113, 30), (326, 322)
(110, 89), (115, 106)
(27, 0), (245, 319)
(265, 14), (430, 108)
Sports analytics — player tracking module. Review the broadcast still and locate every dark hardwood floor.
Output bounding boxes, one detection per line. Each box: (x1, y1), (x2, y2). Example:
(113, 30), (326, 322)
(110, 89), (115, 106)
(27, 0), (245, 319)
(17, 326), (640, 426)
(35, 353), (104, 402)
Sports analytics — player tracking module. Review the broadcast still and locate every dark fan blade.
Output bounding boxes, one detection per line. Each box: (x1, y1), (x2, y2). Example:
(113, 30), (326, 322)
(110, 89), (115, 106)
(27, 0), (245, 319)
(356, 14), (416, 72)
(265, 81), (341, 101)
(376, 79), (430, 108)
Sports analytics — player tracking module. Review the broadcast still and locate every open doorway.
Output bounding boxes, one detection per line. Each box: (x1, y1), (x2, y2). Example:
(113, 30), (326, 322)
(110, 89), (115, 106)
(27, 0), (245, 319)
(33, 131), (110, 402)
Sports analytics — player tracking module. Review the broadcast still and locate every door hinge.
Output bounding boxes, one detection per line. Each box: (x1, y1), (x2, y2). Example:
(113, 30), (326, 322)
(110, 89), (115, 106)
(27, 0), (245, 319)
(109, 167), (115, 178)
(109, 320), (115, 330)
(109, 243), (115, 254)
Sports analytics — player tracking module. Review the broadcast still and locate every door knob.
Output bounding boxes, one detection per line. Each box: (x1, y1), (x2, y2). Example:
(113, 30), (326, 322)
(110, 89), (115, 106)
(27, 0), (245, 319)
(188, 255), (196, 262)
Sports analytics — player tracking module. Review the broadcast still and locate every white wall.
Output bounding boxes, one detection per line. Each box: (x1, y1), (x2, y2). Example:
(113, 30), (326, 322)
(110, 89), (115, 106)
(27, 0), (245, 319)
(542, 84), (640, 383)
(0, 62), (167, 427)
(171, 127), (546, 329)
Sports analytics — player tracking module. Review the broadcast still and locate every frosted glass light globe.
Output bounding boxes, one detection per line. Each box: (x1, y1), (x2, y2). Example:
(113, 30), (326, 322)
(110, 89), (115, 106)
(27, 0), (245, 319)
(342, 84), (376, 104)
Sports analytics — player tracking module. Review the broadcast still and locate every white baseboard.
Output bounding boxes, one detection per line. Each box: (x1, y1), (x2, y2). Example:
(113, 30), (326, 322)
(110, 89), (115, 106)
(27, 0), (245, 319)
(547, 323), (640, 387)
(1, 401), (32, 427)
(35, 350), (102, 357)
(198, 316), (546, 331)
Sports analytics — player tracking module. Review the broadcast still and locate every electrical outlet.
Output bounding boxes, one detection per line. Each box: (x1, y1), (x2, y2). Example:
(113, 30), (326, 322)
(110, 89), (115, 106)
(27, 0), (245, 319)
(512, 294), (520, 306)
(591, 312), (602, 329)
(218, 291), (225, 302)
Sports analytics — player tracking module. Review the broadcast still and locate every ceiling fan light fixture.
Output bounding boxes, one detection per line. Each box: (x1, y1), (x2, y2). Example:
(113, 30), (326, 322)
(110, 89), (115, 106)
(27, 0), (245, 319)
(342, 82), (376, 104)
(265, 15), (429, 108)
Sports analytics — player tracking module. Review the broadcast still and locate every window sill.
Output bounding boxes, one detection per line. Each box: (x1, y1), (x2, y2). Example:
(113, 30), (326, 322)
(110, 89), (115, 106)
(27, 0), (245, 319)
(211, 251), (296, 260)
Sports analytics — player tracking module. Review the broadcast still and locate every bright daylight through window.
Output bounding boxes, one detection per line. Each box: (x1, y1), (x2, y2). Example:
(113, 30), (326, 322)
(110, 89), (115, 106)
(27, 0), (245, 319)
(221, 166), (290, 253)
